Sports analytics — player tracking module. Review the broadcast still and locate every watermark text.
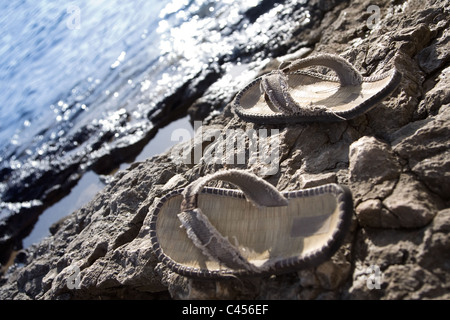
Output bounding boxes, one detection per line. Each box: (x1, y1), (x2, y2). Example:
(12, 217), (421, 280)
(66, 4), (81, 30)
(170, 121), (281, 175)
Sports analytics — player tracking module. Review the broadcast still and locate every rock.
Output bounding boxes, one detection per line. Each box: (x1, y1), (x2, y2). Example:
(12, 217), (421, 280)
(316, 258), (351, 290)
(0, 200), (44, 263)
(418, 66), (450, 116)
(383, 174), (444, 228)
(350, 126), (446, 228)
(411, 150), (450, 200)
(347, 215), (450, 300)
(355, 199), (384, 227)
(392, 105), (450, 200)
(1, 0), (449, 300)
(349, 136), (401, 206)
(417, 26), (450, 74)
(419, 208), (450, 269)
(299, 172), (337, 189)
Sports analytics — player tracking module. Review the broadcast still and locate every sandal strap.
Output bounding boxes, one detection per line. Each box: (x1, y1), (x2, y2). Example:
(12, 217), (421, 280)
(177, 170), (288, 272)
(178, 208), (262, 272)
(260, 54), (362, 116)
(260, 70), (299, 115)
(181, 169), (288, 211)
(280, 53), (363, 86)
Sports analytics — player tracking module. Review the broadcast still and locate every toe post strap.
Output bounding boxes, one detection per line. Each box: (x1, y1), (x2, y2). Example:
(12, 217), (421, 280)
(280, 53), (363, 87)
(178, 208), (262, 272)
(181, 169), (288, 211)
(178, 170), (288, 273)
(259, 54), (363, 116)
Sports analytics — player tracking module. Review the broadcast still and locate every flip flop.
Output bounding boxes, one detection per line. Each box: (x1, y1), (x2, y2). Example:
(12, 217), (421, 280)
(234, 54), (402, 124)
(149, 169), (353, 279)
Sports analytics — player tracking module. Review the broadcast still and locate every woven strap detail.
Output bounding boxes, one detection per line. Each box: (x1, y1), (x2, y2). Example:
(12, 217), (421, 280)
(280, 54), (363, 86)
(260, 70), (299, 115)
(178, 208), (262, 272)
(178, 170), (288, 272)
(260, 54), (362, 116)
(181, 169), (288, 211)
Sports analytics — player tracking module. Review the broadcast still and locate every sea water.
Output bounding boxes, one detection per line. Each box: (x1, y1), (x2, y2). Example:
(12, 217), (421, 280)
(0, 0), (309, 248)
(0, 0), (287, 160)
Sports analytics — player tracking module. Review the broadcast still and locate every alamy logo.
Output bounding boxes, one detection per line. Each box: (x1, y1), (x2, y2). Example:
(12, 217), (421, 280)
(66, 4), (81, 30)
(66, 265), (81, 290)
(170, 121), (280, 175)
(366, 5), (381, 30)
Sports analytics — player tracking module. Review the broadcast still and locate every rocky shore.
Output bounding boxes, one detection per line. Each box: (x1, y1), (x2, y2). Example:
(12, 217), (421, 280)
(1, 0), (449, 299)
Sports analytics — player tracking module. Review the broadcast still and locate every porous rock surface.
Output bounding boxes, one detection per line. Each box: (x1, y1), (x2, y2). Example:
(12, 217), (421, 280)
(1, 0), (449, 299)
